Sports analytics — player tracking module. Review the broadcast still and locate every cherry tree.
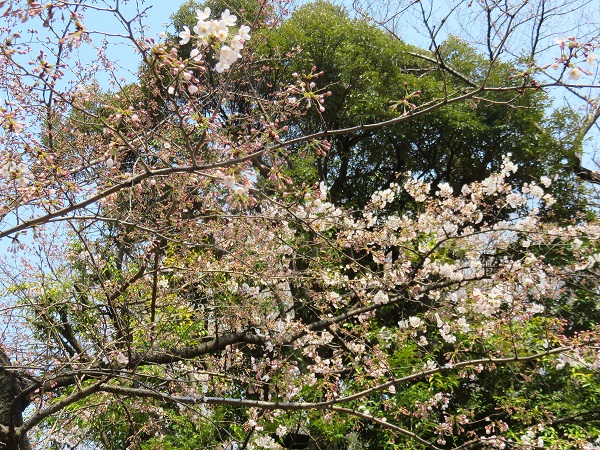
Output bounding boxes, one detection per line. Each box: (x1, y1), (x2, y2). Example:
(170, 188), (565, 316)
(0, 1), (599, 449)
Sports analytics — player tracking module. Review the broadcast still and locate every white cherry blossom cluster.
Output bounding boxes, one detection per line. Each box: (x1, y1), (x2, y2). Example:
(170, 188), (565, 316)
(435, 313), (456, 344)
(370, 183), (400, 209)
(178, 7), (251, 74)
(295, 197), (343, 232)
(397, 316), (423, 330)
(522, 182), (556, 206)
(436, 182), (453, 197)
(0, 160), (31, 188)
(219, 172), (250, 195)
(434, 262), (464, 282)
(372, 290), (389, 305)
(403, 176), (431, 202)
(506, 192), (527, 208)
(520, 428), (544, 449)
(252, 434), (279, 449)
(470, 286), (511, 317)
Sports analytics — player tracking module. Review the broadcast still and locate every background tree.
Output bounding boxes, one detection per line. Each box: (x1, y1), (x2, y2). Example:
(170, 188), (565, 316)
(253, 1), (587, 217)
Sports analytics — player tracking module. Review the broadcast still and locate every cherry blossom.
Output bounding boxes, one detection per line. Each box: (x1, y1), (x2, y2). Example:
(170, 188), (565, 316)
(175, 9), (251, 73)
(196, 7), (211, 22)
(193, 20), (211, 38)
(587, 52), (598, 66)
(221, 9), (237, 27)
(238, 25), (251, 41)
(179, 26), (192, 45)
(568, 67), (582, 80)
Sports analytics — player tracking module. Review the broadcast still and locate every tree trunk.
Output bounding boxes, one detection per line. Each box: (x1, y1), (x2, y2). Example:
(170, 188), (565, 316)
(0, 349), (30, 450)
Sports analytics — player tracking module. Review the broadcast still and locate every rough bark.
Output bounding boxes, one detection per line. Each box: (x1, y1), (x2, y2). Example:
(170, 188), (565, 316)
(0, 349), (30, 450)
(576, 163), (600, 184)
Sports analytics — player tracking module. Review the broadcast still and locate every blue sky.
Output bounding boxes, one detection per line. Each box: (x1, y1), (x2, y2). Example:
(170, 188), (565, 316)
(0, 2), (182, 254)
(74, 1), (182, 86)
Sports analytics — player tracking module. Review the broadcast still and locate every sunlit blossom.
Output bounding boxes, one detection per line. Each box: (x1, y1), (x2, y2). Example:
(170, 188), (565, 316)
(437, 182), (453, 197)
(214, 20), (229, 41)
(230, 35), (244, 51)
(223, 175), (235, 188)
(586, 52), (597, 66)
(237, 24), (251, 40)
(193, 20), (211, 38)
(409, 316), (422, 328)
(215, 61), (231, 73)
(373, 290), (389, 305)
(190, 48), (202, 61)
(179, 26), (191, 45)
(539, 176), (552, 188)
(221, 9), (237, 27)
(568, 67), (582, 81)
(196, 7), (211, 21)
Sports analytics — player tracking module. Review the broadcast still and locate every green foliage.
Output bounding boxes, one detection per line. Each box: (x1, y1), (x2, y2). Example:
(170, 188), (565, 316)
(255, 1), (585, 219)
